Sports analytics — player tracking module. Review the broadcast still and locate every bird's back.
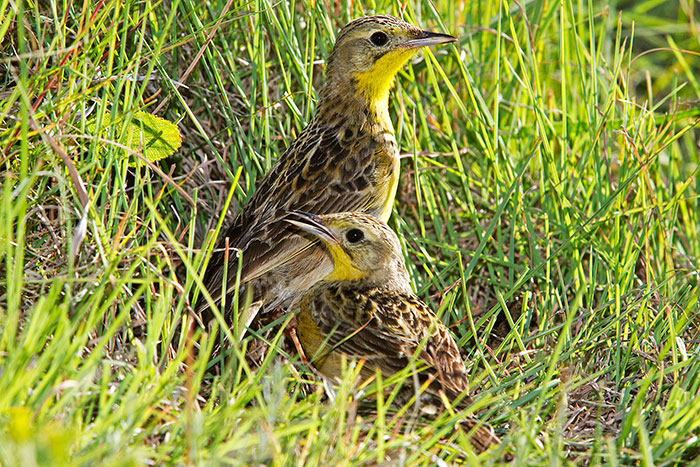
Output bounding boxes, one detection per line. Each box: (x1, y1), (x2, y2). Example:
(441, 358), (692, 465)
(298, 282), (500, 451)
(301, 283), (471, 401)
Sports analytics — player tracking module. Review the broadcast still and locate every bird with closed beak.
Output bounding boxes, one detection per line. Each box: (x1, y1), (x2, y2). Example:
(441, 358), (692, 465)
(199, 16), (456, 335)
(285, 211), (501, 454)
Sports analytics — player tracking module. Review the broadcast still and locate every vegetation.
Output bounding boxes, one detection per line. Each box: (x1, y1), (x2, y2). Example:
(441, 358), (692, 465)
(1, 0), (698, 464)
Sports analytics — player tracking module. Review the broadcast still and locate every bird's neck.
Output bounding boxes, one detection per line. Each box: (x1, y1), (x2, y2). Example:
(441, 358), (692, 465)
(323, 269), (413, 295)
(329, 278), (413, 298)
(316, 76), (394, 134)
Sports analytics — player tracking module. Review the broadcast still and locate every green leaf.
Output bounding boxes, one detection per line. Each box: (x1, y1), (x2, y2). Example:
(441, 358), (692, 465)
(90, 111), (182, 165)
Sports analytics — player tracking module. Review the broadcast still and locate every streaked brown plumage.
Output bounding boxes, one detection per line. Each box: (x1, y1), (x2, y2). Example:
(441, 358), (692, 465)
(286, 211), (500, 454)
(198, 16), (456, 329)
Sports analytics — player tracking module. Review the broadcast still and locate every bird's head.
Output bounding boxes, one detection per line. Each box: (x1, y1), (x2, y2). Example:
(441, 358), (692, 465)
(324, 15), (456, 113)
(286, 211), (411, 288)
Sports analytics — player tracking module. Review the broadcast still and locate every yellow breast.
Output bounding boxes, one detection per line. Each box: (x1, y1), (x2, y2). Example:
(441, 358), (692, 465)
(365, 138), (400, 223)
(296, 308), (344, 379)
(377, 154), (400, 222)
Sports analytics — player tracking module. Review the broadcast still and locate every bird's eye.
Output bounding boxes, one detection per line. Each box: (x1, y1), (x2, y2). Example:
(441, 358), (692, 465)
(370, 31), (389, 46)
(345, 228), (365, 243)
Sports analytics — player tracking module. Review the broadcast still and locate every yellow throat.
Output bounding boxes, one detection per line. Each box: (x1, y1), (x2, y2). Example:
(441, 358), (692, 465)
(324, 244), (363, 282)
(354, 49), (415, 132)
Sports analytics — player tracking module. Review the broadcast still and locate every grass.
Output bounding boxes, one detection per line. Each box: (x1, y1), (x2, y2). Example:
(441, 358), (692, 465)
(1, 0), (699, 464)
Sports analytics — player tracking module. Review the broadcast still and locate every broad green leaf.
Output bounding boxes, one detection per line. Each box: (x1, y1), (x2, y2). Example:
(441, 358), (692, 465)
(89, 111), (182, 165)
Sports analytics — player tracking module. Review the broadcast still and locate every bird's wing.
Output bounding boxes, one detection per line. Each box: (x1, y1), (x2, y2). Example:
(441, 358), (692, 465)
(311, 287), (471, 399)
(308, 286), (498, 451)
(204, 123), (388, 294)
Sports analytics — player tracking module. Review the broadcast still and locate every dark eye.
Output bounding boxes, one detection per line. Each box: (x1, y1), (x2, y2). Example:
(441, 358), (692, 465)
(370, 31), (389, 46)
(346, 228), (365, 243)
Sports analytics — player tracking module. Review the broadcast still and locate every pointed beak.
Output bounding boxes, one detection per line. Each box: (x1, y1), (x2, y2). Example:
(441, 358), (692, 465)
(285, 211), (338, 246)
(402, 30), (457, 49)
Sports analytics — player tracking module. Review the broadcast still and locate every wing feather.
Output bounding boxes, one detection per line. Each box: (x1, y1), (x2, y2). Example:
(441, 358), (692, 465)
(309, 286), (471, 399)
(203, 122), (392, 306)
